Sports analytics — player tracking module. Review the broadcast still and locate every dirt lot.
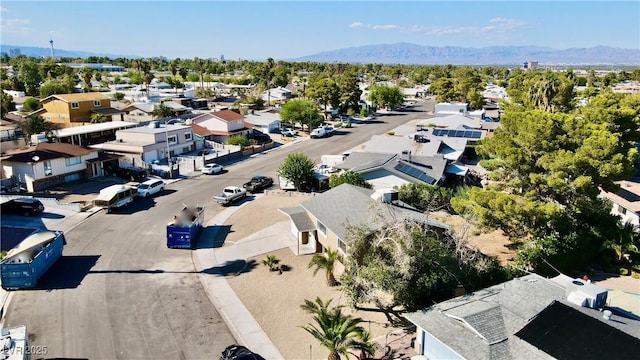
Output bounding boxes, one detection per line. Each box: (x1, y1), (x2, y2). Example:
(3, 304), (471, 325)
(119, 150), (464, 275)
(222, 194), (416, 359)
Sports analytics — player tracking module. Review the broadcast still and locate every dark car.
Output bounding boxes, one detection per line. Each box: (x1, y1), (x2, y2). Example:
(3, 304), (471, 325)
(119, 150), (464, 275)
(1, 198), (45, 216)
(220, 345), (262, 360)
(242, 175), (274, 193)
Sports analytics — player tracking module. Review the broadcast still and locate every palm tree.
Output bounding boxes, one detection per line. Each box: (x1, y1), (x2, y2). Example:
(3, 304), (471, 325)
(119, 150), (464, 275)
(300, 297), (371, 360)
(18, 115), (51, 145)
(308, 249), (341, 286)
(78, 67), (94, 89)
(605, 221), (639, 263)
(151, 103), (176, 119)
(262, 254), (281, 272)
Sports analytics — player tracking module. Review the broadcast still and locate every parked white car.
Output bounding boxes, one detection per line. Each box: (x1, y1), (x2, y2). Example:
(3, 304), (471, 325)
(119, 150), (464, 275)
(281, 129), (297, 137)
(137, 179), (165, 197)
(313, 164), (337, 174)
(202, 163), (224, 175)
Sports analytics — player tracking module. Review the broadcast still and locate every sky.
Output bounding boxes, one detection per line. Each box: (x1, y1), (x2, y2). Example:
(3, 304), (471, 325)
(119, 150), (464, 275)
(1, 1), (639, 60)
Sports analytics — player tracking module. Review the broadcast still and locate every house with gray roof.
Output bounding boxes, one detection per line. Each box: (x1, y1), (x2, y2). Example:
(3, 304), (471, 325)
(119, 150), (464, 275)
(279, 184), (449, 258)
(335, 152), (447, 189)
(405, 273), (640, 360)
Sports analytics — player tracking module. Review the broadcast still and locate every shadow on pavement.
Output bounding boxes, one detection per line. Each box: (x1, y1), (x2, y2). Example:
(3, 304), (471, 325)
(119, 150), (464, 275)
(34, 255), (100, 290)
(211, 225), (233, 248)
(203, 259), (258, 276)
(40, 212), (65, 219)
(106, 197), (156, 215)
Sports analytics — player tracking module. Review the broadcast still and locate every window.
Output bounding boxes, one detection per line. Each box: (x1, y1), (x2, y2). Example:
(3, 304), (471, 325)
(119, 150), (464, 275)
(167, 135), (177, 144)
(184, 132), (192, 141)
(337, 237), (348, 255)
(93, 100), (101, 107)
(71, 102), (79, 109)
(618, 204), (627, 215)
(43, 161), (52, 176)
(317, 221), (327, 236)
(65, 157), (81, 166)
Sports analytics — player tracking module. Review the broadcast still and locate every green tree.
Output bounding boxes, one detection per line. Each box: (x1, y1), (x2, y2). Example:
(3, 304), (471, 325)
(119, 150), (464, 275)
(226, 134), (249, 148)
(328, 171), (371, 189)
(280, 99), (322, 131)
(300, 297), (372, 360)
(1, 92), (15, 118)
(308, 249), (341, 286)
(396, 183), (454, 212)
(113, 92), (125, 101)
(429, 77), (459, 103)
(151, 103), (176, 119)
(368, 84), (404, 110)
(18, 59), (43, 96)
(307, 78), (340, 115)
(90, 113), (109, 123)
(277, 152), (315, 191)
(78, 66), (94, 88)
(39, 80), (70, 97)
(22, 98), (41, 112)
(18, 115), (52, 145)
(337, 72), (362, 111)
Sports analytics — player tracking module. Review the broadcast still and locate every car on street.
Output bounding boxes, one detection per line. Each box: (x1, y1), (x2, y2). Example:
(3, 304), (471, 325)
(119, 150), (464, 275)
(1, 198), (45, 216)
(243, 175), (274, 193)
(202, 163), (224, 175)
(281, 129), (297, 137)
(136, 179), (165, 197)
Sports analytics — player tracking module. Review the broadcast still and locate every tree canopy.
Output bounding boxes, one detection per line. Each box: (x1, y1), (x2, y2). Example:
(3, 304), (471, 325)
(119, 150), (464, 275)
(277, 152), (315, 192)
(328, 171), (372, 189)
(279, 99), (322, 131)
(368, 84), (404, 110)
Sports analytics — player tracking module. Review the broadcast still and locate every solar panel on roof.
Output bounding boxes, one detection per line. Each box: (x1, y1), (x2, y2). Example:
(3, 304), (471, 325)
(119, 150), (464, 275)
(464, 131), (473, 137)
(432, 129), (443, 136)
(471, 132), (482, 139)
(455, 130), (466, 137)
(394, 163), (436, 184)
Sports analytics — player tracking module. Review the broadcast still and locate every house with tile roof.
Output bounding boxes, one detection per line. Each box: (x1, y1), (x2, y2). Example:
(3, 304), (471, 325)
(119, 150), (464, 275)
(404, 273), (640, 360)
(188, 109), (252, 143)
(1, 142), (119, 192)
(279, 184), (448, 259)
(33, 93), (126, 129)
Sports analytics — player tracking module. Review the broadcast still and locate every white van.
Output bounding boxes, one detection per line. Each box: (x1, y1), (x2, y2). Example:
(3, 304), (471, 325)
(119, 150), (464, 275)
(137, 179), (165, 197)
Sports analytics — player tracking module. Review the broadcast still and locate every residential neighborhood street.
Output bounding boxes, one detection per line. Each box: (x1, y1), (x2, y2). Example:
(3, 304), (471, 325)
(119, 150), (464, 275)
(1, 102), (433, 358)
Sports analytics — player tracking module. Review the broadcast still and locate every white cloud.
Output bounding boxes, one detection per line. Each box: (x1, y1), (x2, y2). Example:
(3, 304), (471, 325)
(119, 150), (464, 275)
(350, 18), (527, 36)
(1, 17), (32, 34)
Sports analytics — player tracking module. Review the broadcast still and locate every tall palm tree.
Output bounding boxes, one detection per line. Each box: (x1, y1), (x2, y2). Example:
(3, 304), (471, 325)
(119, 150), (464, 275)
(308, 248), (341, 286)
(300, 297), (371, 360)
(78, 67), (94, 89)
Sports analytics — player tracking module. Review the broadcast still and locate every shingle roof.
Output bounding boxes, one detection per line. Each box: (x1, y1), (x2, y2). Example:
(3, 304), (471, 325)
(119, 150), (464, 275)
(279, 207), (316, 232)
(300, 184), (448, 240)
(41, 92), (111, 103)
(405, 274), (640, 360)
(210, 109), (244, 122)
(2, 142), (97, 162)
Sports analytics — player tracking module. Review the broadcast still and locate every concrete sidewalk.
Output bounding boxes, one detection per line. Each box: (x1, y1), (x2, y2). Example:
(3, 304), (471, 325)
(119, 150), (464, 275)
(192, 198), (285, 360)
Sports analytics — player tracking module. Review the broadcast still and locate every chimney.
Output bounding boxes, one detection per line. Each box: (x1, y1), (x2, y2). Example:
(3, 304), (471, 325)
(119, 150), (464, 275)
(401, 150), (411, 162)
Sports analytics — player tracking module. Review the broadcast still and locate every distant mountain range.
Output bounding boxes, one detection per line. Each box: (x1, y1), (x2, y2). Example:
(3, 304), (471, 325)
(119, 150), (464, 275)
(292, 43), (640, 65)
(3, 42), (639, 65)
(0, 44), (139, 59)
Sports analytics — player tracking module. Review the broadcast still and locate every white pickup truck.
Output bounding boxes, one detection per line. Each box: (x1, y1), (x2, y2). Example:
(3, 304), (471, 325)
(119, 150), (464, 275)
(214, 186), (247, 205)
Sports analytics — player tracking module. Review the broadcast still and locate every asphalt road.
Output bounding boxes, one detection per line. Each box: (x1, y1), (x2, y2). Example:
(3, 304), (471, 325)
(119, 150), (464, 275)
(3, 100), (433, 359)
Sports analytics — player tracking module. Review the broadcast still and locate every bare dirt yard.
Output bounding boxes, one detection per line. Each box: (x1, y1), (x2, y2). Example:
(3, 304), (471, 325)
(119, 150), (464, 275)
(430, 210), (516, 265)
(222, 193), (416, 359)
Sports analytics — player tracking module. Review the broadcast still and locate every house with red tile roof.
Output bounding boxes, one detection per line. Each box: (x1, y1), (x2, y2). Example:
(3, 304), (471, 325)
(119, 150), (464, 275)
(188, 109), (253, 143)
